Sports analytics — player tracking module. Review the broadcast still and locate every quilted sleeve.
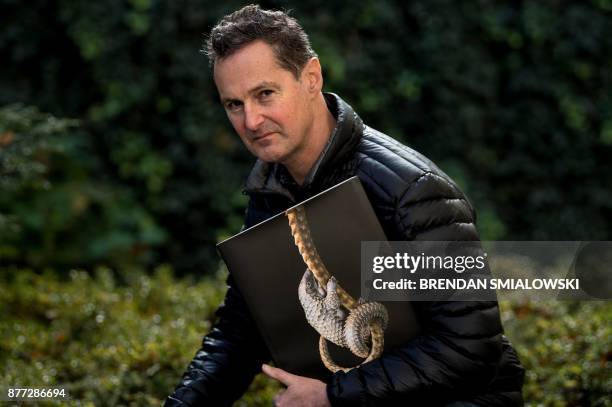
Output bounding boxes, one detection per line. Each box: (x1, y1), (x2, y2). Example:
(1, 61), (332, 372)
(326, 172), (517, 406)
(164, 274), (271, 406)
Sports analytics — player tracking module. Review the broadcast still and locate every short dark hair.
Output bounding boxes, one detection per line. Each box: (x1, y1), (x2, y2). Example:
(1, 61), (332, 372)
(204, 4), (317, 78)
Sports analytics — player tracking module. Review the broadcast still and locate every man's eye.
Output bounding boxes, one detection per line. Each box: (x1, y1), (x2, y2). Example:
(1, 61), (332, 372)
(225, 101), (242, 111)
(260, 90), (274, 98)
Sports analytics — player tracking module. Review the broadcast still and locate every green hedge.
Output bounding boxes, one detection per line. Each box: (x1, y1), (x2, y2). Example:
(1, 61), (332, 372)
(500, 300), (611, 406)
(1, 269), (609, 406)
(0, 267), (277, 406)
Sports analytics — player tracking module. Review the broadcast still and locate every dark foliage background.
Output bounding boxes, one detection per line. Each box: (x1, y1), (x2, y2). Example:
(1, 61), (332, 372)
(1, 0), (611, 274)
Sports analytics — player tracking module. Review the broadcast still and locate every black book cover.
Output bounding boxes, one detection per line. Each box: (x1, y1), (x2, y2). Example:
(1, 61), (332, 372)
(217, 177), (420, 380)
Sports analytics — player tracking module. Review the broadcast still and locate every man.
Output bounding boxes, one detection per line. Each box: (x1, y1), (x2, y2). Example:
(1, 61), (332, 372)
(166, 5), (524, 406)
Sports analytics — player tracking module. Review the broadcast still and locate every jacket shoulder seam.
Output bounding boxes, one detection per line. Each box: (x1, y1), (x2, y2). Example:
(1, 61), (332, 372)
(361, 128), (432, 172)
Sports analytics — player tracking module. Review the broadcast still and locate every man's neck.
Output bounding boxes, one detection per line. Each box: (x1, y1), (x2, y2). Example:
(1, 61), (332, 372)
(284, 93), (336, 185)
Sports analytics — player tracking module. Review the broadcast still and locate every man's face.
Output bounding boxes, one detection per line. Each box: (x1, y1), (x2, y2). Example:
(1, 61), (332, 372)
(213, 40), (315, 164)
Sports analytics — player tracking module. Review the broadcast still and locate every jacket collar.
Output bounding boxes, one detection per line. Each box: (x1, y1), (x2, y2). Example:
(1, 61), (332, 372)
(243, 93), (364, 200)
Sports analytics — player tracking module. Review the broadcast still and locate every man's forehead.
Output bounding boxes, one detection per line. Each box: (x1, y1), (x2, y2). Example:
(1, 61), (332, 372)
(213, 42), (295, 98)
(214, 41), (281, 76)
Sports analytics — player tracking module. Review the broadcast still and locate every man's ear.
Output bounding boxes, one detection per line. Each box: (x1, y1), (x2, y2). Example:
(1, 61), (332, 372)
(302, 57), (323, 97)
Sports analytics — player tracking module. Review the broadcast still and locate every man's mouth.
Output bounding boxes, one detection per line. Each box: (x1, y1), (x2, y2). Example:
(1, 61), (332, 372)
(253, 132), (276, 142)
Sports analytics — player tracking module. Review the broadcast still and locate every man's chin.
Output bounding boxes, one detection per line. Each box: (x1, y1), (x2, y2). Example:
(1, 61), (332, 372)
(252, 147), (287, 164)
(258, 154), (285, 164)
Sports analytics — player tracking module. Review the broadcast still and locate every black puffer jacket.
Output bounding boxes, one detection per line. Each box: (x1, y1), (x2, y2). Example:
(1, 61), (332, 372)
(165, 93), (524, 406)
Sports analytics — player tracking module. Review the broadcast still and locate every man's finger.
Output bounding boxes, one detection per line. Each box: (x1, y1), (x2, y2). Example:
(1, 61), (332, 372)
(261, 364), (298, 386)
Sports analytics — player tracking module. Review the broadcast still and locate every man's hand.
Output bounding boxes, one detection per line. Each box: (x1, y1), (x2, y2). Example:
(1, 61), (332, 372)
(261, 364), (332, 407)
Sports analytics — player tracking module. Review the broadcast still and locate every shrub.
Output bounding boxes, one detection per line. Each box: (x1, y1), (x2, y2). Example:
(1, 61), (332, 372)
(500, 300), (611, 406)
(0, 267), (250, 405)
(1, 268), (610, 405)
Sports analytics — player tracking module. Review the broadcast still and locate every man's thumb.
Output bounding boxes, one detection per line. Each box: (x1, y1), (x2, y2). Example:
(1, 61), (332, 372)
(261, 364), (296, 386)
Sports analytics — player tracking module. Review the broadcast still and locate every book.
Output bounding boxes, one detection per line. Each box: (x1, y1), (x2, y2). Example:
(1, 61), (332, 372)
(217, 176), (420, 381)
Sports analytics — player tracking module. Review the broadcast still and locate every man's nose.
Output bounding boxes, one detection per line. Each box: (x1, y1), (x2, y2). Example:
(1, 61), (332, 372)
(244, 103), (264, 131)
